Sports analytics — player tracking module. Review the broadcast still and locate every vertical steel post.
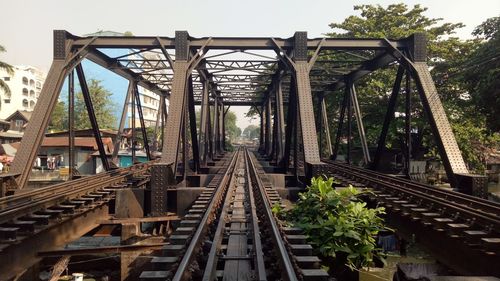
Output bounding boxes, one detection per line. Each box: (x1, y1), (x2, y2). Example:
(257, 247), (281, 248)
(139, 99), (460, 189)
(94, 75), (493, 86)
(265, 98), (272, 156)
(133, 84), (151, 160)
(283, 75), (297, 170)
(405, 69), (412, 177)
(321, 94), (333, 157)
(112, 82), (133, 163)
(291, 32), (321, 165)
(318, 93), (324, 158)
(187, 76), (199, 172)
(346, 81), (352, 165)
(372, 65), (404, 170)
(75, 64), (110, 171)
(350, 84), (371, 165)
(222, 105), (228, 151)
(152, 92), (164, 153)
(213, 96), (219, 155)
(259, 103), (266, 152)
(275, 80), (285, 163)
(68, 70), (75, 179)
(199, 80), (209, 166)
(332, 89), (348, 160)
(131, 81), (136, 164)
(160, 31), (190, 178)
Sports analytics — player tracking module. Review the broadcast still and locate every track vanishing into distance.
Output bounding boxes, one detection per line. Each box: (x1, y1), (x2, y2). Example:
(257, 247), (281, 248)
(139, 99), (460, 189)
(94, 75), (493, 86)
(140, 148), (329, 281)
(321, 159), (500, 276)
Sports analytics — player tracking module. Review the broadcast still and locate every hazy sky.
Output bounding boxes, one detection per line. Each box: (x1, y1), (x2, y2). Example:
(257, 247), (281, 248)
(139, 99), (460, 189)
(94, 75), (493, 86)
(1, 0), (498, 129)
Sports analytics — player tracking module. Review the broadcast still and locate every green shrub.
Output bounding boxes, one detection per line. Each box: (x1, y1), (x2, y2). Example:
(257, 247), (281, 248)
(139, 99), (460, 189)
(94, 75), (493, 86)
(283, 176), (388, 270)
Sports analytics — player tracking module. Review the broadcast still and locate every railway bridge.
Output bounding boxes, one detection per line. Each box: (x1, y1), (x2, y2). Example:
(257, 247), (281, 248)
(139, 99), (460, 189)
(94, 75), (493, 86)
(0, 30), (498, 281)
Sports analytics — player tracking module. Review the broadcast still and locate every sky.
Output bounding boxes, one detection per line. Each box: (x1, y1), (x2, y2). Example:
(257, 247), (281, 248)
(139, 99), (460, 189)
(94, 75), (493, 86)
(1, 0), (498, 130)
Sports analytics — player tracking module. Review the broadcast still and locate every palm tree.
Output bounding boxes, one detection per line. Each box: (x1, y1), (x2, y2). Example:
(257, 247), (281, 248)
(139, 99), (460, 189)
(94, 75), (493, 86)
(0, 45), (14, 96)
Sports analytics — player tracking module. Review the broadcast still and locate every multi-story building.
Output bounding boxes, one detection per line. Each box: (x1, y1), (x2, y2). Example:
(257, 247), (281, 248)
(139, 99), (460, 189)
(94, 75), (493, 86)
(0, 65), (46, 119)
(129, 86), (161, 128)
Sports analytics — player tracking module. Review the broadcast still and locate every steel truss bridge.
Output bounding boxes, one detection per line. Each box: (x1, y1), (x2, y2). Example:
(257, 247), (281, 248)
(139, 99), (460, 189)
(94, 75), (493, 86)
(0, 31), (498, 280)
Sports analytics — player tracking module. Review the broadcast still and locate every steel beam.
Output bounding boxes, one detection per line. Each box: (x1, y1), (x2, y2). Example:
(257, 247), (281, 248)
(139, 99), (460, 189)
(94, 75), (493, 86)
(405, 69), (412, 177)
(71, 33), (407, 50)
(350, 84), (371, 165)
(75, 64), (110, 171)
(160, 31), (190, 178)
(320, 94), (333, 157)
(133, 84), (151, 160)
(11, 31), (72, 189)
(332, 89), (348, 160)
(275, 80), (285, 163)
(265, 98), (272, 156)
(372, 65), (404, 170)
(291, 32), (321, 165)
(113, 82), (134, 163)
(68, 70), (75, 178)
(188, 75), (200, 172)
(199, 80), (210, 166)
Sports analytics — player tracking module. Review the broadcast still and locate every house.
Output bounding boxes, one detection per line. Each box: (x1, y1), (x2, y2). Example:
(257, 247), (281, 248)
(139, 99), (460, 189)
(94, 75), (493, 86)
(0, 110), (31, 143)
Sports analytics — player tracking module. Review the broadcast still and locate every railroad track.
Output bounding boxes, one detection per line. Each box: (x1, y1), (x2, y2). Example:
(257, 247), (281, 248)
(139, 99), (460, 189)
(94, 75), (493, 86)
(0, 161), (152, 248)
(140, 148), (328, 281)
(321, 159), (500, 276)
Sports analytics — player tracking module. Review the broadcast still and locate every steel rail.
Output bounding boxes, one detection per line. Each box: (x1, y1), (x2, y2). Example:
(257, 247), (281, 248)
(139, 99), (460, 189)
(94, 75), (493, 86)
(323, 160), (500, 217)
(323, 160), (500, 214)
(202, 149), (247, 281)
(0, 161), (151, 208)
(246, 148), (299, 281)
(322, 160), (500, 229)
(171, 149), (240, 281)
(0, 162), (152, 224)
(245, 150), (267, 281)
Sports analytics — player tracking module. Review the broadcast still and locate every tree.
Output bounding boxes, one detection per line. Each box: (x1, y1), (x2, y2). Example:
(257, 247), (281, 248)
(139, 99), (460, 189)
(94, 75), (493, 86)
(0, 45), (14, 96)
(243, 124), (260, 140)
(462, 17), (500, 132)
(324, 3), (495, 171)
(224, 110), (241, 142)
(49, 79), (117, 132)
(74, 79), (117, 130)
(48, 101), (67, 132)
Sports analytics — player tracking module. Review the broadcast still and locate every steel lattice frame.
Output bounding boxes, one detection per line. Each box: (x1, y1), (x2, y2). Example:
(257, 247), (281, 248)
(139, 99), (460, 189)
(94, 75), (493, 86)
(9, 30), (475, 190)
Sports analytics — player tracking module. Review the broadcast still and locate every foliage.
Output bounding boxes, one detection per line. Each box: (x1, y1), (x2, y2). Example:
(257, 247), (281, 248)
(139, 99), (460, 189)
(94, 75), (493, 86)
(48, 101), (67, 132)
(49, 79), (117, 131)
(224, 110), (242, 142)
(462, 16), (500, 132)
(283, 177), (388, 270)
(0, 45), (14, 97)
(323, 4), (498, 172)
(242, 124), (260, 140)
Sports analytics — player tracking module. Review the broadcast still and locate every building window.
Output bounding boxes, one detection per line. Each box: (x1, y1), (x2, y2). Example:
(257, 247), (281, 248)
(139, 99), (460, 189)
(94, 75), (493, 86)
(3, 77), (10, 81)
(15, 120), (24, 128)
(22, 99), (28, 107)
(22, 88), (28, 96)
(22, 77), (28, 85)
(36, 81), (41, 89)
(29, 79), (35, 87)
(29, 90), (35, 97)
(4, 99), (10, 103)
(30, 100), (35, 108)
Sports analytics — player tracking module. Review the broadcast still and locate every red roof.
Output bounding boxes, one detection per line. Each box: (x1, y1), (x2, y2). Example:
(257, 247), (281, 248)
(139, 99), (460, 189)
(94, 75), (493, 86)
(9, 137), (114, 153)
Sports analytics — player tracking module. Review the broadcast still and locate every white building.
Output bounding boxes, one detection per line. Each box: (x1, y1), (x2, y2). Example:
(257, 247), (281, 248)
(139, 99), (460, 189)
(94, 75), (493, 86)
(0, 65), (46, 119)
(131, 86), (161, 128)
(128, 51), (166, 128)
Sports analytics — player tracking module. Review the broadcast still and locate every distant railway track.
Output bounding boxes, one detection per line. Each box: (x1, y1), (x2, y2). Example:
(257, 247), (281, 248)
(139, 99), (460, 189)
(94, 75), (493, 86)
(140, 148), (328, 281)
